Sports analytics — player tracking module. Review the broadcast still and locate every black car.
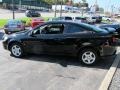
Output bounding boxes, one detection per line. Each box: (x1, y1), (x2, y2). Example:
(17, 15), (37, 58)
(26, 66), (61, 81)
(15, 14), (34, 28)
(25, 10), (41, 17)
(2, 21), (117, 65)
(95, 16), (102, 23)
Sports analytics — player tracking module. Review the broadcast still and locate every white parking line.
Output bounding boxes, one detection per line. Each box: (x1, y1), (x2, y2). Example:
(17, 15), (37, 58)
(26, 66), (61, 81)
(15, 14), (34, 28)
(99, 52), (120, 90)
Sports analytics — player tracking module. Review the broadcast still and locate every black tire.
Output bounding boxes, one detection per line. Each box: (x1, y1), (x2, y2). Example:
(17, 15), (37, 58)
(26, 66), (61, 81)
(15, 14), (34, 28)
(39, 14), (41, 17)
(79, 48), (99, 65)
(10, 43), (24, 58)
(107, 19), (110, 22)
(4, 30), (8, 34)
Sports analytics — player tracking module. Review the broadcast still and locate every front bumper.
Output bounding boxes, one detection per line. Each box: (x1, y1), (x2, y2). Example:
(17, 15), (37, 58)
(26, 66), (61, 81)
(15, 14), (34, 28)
(2, 35), (9, 50)
(2, 41), (8, 50)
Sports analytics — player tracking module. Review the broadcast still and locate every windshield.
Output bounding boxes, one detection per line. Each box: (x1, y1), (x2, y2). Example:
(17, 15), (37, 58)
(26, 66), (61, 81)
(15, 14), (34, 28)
(7, 20), (22, 25)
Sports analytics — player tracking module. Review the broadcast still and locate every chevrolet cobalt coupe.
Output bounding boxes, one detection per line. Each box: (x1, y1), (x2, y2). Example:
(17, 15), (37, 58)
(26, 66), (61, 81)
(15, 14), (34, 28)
(2, 21), (116, 65)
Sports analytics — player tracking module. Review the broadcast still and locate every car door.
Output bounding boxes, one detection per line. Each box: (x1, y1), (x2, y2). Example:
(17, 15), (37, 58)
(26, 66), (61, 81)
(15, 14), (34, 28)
(39, 23), (66, 54)
(22, 28), (46, 54)
(43, 23), (97, 55)
(61, 23), (96, 55)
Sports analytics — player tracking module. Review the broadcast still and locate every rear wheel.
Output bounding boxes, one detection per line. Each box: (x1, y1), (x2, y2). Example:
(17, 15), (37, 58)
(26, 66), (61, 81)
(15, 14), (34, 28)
(10, 43), (24, 58)
(79, 48), (99, 65)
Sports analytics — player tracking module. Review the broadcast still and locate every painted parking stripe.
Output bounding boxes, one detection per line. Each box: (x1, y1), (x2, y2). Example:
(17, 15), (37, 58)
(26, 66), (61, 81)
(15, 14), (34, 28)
(99, 52), (120, 90)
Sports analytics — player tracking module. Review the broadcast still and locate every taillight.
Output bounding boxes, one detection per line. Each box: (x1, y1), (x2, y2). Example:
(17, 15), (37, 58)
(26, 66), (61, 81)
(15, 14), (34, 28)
(112, 37), (118, 42)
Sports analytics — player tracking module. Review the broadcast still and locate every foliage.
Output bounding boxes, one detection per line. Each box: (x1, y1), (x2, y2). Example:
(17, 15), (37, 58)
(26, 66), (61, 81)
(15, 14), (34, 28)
(40, 0), (69, 5)
(0, 17), (50, 28)
(81, 0), (86, 3)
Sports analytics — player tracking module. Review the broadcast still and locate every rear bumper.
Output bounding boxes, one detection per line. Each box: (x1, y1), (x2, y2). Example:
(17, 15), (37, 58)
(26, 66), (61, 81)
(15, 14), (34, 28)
(100, 46), (117, 56)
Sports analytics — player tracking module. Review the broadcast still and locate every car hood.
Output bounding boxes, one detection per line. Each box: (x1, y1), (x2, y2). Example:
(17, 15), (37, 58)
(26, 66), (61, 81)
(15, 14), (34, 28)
(6, 30), (30, 39)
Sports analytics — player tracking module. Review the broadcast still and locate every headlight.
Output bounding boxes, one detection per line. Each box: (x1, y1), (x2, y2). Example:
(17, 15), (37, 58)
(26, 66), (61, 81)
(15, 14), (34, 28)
(3, 36), (8, 41)
(4, 36), (8, 41)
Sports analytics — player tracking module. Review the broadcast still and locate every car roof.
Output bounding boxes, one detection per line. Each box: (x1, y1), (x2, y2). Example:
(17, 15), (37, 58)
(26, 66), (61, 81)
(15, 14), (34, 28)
(45, 21), (84, 25)
(8, 19), (21, 22)
(34, 21), (107, 33)
(7, 20), (22, 23)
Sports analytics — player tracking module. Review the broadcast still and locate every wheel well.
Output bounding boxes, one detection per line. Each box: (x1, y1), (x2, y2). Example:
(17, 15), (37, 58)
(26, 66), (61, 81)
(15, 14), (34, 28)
(8, 41), (21, 51)
(77, 46), (100, 57)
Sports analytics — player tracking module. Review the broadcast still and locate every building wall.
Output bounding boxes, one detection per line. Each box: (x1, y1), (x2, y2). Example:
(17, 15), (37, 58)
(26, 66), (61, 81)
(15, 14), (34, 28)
(1, 0), (51, 9)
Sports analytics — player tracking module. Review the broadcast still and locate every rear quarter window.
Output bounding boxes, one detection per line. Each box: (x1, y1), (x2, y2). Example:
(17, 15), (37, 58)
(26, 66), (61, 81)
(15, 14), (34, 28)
(65, 24), (87, 33)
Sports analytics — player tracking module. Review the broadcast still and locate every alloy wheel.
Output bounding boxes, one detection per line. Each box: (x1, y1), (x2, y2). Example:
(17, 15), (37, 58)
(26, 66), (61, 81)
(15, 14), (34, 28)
(82, 51), (96, 65)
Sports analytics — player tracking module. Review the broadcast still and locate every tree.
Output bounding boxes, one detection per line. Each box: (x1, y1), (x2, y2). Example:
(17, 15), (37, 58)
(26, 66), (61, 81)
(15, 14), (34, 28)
(41, 0), (73, 5)
(64, 0), (69, 4)
(81, 0), (86, 3)
(43, 0), (55, 4)
(40, 0), (67, 5)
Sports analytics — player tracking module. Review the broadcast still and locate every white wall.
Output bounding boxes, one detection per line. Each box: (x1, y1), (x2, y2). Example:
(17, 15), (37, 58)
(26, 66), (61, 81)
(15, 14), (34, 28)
(52, 5), (73, 11)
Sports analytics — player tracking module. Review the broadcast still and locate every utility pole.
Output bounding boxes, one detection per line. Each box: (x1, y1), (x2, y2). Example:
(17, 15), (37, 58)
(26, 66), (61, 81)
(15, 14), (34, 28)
(60, 0), (63, 17)
(54, 0), (57, 17)
(12, 0), (15, 19)
(111, 5), (114, 17)
(95, 0), (97, 14)
(19, 0), (22, 10)
(95, 0), (97, 5)
(81, 7), (84, 16)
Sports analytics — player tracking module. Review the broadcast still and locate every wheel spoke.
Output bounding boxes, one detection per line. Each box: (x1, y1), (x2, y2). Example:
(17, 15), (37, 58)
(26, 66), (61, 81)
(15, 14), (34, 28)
(89, 52), (93, 56)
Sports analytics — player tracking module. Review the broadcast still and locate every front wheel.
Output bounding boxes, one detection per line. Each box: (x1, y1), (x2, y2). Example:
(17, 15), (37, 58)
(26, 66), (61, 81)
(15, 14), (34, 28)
(79, 49), (99, 65)
(10, 43), (24, 58)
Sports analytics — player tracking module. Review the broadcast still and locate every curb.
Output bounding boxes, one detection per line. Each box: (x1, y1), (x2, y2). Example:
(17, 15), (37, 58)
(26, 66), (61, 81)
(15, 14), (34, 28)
(99, 53), (120, 90)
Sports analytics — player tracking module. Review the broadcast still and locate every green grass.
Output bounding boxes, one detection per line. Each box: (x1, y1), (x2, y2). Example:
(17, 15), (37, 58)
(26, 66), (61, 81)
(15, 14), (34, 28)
(0, 19), (8, 28)
(0, 17), (111, 28)
(0, 17), (50, 28)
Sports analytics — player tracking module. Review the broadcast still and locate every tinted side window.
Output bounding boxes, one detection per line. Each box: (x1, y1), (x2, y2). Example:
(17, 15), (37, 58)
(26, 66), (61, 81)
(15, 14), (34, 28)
(65, 24), (96, 34)
(65, 24), (85, 33)
(41, 24), (65, 34)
